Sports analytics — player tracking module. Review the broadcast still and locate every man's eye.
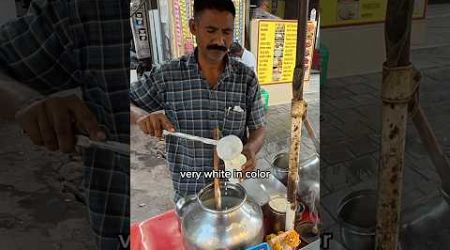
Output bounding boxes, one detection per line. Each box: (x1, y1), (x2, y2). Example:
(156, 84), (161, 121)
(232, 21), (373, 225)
(207, 30), (215, 33)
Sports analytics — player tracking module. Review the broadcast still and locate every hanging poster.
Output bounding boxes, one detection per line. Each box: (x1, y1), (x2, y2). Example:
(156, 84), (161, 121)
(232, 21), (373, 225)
(321, 0), (427, 28)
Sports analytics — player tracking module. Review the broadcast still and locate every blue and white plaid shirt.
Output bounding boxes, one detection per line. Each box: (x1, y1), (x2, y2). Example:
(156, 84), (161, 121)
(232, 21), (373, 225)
(130, 49), (266, 201)
(0, 1), (130, 249)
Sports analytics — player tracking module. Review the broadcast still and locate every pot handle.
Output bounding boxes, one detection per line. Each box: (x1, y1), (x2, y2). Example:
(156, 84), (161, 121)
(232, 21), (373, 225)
(175, 194), (197, 218)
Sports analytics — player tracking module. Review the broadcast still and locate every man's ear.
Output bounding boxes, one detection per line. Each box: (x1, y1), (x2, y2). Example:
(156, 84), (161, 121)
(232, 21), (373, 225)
(189, 18), (196, 35)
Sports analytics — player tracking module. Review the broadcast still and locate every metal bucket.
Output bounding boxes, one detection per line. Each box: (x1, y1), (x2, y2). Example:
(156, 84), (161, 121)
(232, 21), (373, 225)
(271, 152), (319, 186)
(271, 153), (290, 185)
(337, 190), (377, 250)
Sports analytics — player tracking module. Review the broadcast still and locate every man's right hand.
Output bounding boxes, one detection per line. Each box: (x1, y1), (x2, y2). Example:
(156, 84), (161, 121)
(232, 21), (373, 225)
(136, 112), (175, 138)
(15, 95), (105, 153)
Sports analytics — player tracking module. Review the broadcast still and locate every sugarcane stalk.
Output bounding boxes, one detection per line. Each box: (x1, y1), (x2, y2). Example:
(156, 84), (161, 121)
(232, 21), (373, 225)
(376, 0), (415, 249)
(285, 0), (309, 231)
(213, 128), (222, 210)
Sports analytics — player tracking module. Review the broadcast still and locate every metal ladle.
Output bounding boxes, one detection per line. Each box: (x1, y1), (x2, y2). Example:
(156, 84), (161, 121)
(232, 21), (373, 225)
(162, 130), (243, 161)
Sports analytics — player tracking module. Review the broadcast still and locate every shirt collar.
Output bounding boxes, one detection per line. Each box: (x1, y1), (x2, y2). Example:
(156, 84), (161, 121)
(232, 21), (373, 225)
(188, 47), (235, 77)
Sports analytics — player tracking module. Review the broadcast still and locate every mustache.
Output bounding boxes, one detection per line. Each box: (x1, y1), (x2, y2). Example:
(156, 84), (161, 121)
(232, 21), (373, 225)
(206, 44), (228, 52)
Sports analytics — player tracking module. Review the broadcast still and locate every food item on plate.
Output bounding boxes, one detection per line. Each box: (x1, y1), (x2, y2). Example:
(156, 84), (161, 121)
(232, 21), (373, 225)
(266, 229), (301, 250)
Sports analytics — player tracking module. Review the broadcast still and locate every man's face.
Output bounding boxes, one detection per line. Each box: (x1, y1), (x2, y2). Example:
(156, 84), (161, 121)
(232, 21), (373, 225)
(189, 9), (234, 63)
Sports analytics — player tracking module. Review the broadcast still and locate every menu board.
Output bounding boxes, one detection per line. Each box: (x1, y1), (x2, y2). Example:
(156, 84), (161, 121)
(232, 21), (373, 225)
(321, 0), (427, 27)
(252, 20), (317, 85)
(254, 20), (297, 85)
(169, 0), (246, 57)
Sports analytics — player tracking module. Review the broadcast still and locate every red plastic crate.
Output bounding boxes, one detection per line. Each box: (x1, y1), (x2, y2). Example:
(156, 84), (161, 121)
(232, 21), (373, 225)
(131, 210), (185, 250)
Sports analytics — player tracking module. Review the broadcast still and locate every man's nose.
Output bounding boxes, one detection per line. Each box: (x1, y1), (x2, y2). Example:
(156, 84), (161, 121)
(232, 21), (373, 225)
(213, 33), (226, 46)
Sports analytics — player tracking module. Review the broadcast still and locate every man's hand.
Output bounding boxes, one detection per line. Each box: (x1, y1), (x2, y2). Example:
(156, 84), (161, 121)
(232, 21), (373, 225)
(136, 112), (175, 138)
(241, 148), (257, 177)
(240, 127), (266, 178)
(15, 95), (105, 153)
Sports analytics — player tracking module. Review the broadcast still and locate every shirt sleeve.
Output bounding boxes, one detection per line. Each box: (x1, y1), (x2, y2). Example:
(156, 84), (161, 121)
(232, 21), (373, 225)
(246, 70), (266, 130)
(0, 0), (80, 95)
(129, 65), (166, 113)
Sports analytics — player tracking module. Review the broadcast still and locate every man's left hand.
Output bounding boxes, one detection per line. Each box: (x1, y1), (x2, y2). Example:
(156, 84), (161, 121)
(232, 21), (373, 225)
(241, 148), (256, 177)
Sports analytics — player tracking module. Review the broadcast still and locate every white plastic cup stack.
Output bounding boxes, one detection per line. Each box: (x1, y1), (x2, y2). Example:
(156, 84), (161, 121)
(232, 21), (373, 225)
(216, 135), (247, 183)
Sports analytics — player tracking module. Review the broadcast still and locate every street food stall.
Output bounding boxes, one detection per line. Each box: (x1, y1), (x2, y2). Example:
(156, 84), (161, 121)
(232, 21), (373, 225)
(130, 0), (321, 249)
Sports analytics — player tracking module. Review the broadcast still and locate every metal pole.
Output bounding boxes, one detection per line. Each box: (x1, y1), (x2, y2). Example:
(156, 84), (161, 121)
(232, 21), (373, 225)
(285, 0), (309, 231)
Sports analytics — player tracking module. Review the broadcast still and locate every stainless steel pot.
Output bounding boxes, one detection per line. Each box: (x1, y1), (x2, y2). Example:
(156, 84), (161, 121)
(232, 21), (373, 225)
(338, 190), (377, 250)
(271, 153), (320, 208)
(271, 152), (290, 185)
(271, 153), (319, 184)
(177, 182), (264, 250)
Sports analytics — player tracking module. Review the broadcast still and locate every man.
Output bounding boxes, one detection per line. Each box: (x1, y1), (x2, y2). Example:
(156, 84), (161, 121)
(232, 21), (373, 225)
(0, 1), (130, 249)
(130, 0), (266, 202)
(229, 41), (257, 73)
(253, 0), (281, 20)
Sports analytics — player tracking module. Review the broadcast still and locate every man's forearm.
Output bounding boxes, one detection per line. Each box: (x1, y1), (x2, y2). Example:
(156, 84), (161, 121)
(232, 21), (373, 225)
(244, 126), (266, 155)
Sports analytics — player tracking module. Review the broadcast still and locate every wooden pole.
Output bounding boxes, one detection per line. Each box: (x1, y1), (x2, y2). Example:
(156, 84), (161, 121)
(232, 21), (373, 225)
(285, 0), (309, 231)
(384, 0), (414, 67)
(376, 0), (415, 249)
(410, 105), (450, 193)
(304, 117), (320, 154)
(213, 128), (222, 210)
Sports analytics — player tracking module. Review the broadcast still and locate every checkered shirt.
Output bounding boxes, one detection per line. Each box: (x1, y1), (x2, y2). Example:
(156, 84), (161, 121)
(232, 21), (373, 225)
(130, 50), (266, 202)
(0, 1), (130, 249)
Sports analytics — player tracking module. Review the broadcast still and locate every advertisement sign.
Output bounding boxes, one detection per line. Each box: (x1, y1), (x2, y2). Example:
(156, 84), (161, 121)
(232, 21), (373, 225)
(321, 0), (427, 28)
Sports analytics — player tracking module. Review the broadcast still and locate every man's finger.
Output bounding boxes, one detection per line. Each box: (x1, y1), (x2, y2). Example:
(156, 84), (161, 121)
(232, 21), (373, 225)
(50, 105), (74, 153)
(22, 119), (44, 146)
(68, 98), (105, 141)
(136, 116), (149, 134)
(138, 120), (148, 134)
(38, 111), (58, 151)
(160, 116), (175, 132)
(146, 118), (154, 136)
(241, 160), (255, 178)
(152, 117), (163, 138)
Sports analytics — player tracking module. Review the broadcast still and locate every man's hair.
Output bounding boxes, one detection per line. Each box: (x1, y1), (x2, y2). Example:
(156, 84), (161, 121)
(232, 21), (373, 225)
(229, 41), (243, 55)
(193, 0), (236, 18)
